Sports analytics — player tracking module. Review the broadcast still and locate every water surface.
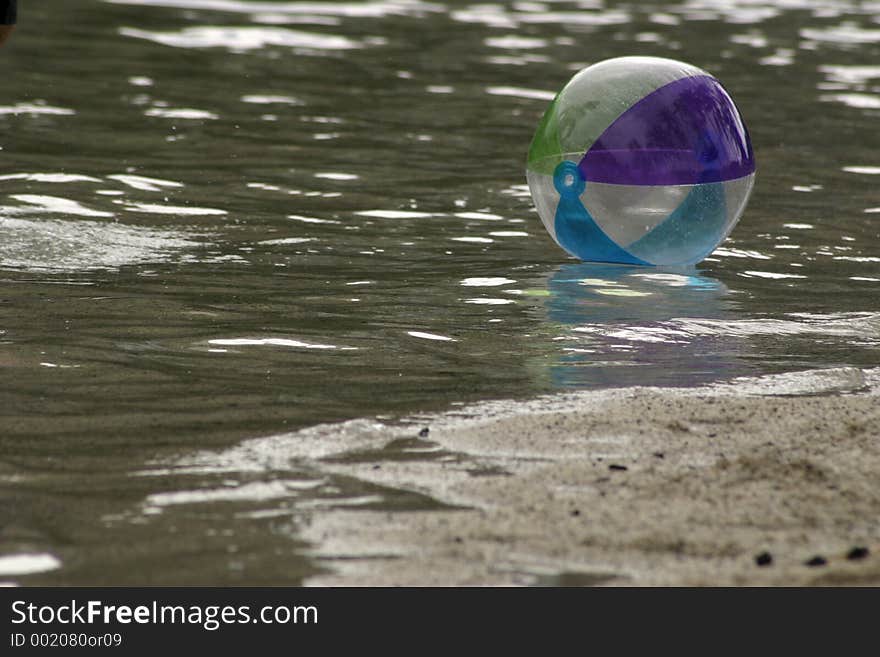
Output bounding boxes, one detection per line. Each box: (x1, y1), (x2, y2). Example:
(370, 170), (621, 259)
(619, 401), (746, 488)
(1, 0), (879, 584)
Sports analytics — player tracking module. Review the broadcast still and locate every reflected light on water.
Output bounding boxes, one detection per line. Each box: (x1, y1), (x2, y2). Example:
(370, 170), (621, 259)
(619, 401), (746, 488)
(539, 262), (746, 388)
(0, 554), (62, 577)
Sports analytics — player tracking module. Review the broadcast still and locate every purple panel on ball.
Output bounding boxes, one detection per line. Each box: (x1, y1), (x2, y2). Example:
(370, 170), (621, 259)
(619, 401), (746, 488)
(578, 75), (755, 186)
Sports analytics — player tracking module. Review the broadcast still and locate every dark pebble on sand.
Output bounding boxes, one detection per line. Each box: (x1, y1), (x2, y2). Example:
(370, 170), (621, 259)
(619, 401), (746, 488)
(608, 464), (628, 471)
(419, 427), (429, 438)
(571, 509), (580, 517)
(846, 546), (869, 561)
(805, 555), (827, 567)
(755, 552), (773, 567)
(653, 452), (664, 459)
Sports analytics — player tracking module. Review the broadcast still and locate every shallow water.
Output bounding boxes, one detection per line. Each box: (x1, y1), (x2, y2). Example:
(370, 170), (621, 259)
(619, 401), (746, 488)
(1, 0), (879, 584)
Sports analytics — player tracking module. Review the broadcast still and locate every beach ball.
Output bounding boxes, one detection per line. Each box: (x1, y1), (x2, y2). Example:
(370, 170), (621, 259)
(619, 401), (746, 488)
(527, 56), (755, 267)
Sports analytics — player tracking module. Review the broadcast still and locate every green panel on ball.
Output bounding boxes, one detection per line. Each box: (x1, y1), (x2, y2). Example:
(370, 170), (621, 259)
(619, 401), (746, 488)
(526, 95), (563, 175)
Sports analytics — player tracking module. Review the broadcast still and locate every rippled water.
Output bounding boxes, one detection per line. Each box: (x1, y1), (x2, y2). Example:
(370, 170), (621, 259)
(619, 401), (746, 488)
(2, 0), (879, 584)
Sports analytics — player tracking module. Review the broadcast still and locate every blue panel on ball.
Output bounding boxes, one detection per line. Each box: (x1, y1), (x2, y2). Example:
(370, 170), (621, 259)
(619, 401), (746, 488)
(552, 162), (649, 266)
(624, 182), (727, 265)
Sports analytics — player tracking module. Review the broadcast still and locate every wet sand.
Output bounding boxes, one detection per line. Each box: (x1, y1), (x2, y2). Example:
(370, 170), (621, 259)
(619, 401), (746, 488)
(298, 368), (880, 586)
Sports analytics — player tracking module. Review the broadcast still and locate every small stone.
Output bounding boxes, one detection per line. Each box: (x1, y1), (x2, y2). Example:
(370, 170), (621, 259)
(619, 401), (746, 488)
(418, 427), (429, 438)
(846, 546), (869, 561)
(755, 551), (773, 567)
(570, 509), (581, 517)
(805, 555), (827, 567)
(653, 452), (665, 459)
(608, 464), (628, 471)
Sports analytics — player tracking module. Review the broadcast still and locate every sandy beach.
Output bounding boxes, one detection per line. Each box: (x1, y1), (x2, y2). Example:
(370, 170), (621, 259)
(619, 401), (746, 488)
(265, 367), (880, 586)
